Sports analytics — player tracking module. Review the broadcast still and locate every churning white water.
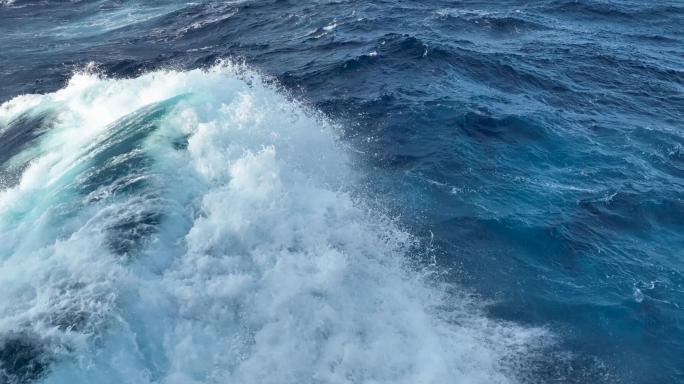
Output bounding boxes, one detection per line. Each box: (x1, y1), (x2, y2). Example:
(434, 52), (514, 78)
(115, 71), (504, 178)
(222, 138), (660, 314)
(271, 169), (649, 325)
(0, 63), (545, 384)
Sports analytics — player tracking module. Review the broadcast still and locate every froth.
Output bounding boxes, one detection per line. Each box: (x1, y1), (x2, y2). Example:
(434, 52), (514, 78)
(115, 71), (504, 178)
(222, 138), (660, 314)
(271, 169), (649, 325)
(0, 63), (545, 384)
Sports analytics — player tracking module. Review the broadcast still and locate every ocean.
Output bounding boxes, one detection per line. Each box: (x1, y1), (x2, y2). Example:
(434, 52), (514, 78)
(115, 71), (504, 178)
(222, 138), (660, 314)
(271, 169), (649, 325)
(0, 1), (682, 383)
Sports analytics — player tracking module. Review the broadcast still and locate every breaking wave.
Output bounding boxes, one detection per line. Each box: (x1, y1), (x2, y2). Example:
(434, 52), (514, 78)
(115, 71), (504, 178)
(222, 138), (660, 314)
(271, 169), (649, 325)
(0, 63), (545, 384)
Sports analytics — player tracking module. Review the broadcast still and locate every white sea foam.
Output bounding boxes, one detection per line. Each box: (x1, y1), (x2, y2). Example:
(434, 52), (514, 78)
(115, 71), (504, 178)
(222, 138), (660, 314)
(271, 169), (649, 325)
(0, 63), (546, 383)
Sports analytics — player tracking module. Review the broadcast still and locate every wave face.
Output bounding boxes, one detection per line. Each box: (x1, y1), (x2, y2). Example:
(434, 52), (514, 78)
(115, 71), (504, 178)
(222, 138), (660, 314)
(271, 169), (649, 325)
(0, 65), (542, 384)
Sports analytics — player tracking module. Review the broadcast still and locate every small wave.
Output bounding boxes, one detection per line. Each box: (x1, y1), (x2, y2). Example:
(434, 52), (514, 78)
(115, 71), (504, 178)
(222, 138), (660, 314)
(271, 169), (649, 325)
(433, 9), (549, 35)
(542, 1), (684, 22)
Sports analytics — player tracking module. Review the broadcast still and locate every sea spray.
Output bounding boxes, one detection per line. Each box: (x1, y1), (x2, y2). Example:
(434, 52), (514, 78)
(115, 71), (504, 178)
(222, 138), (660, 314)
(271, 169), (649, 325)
(0, 63), (545, 384)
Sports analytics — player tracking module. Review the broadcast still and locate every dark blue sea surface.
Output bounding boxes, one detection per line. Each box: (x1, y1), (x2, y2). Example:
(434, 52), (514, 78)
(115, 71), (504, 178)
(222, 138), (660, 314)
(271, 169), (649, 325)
(1, 1), (683, 383)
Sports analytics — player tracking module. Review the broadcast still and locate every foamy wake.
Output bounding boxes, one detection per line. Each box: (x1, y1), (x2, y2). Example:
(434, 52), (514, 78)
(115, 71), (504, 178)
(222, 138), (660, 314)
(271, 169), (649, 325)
(0, 63), (545, 384)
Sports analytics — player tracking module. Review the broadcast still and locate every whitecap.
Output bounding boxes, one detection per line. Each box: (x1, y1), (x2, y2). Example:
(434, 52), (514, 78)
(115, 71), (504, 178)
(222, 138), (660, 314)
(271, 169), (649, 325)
(0, 63), (547, 384)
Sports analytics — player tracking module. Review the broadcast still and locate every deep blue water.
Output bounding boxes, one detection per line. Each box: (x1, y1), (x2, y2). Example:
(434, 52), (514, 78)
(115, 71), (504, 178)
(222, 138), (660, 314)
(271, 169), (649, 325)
(0, 1), (683, 383)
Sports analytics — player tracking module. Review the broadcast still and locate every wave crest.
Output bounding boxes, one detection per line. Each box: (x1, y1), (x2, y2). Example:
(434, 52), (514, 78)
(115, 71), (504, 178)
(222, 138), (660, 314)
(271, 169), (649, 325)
(0, 63), (546, 384)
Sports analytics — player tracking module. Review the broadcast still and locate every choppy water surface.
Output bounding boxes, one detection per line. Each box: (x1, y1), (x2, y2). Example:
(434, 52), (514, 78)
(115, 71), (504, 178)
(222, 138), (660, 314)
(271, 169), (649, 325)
(1, 1), (683, 383)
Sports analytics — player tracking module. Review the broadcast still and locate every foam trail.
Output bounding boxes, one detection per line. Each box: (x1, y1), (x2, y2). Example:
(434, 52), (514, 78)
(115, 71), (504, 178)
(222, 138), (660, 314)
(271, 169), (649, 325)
(0, 64), (545, 384)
